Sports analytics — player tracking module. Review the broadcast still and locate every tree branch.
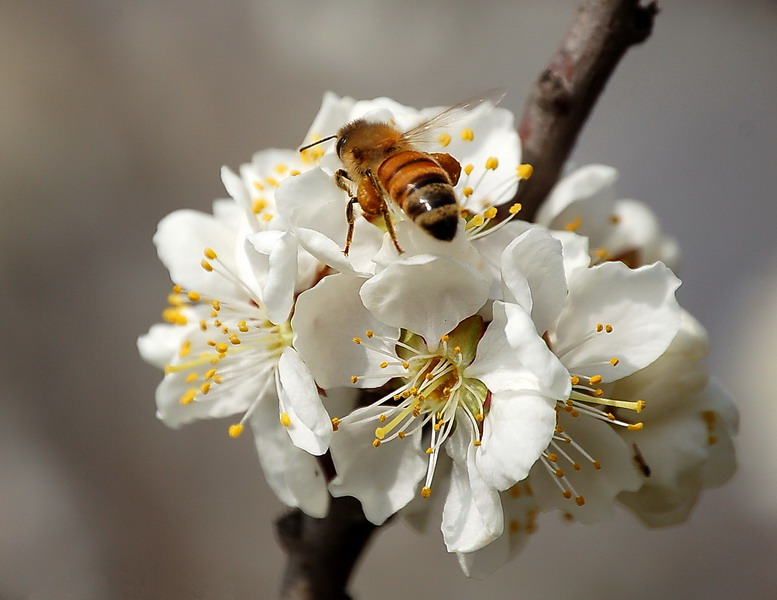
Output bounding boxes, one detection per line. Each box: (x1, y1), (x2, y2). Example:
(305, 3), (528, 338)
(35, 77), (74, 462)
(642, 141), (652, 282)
(274, 2), (658, 598)
(513, 0), (658, 221)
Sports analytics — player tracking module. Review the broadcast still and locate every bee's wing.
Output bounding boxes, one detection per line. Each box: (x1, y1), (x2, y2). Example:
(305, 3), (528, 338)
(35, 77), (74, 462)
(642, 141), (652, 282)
(401, 88), (506, 146)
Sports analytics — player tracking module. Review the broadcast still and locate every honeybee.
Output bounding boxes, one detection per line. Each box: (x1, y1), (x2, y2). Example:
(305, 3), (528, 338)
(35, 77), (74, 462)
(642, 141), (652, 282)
(299, 90), (504, 255)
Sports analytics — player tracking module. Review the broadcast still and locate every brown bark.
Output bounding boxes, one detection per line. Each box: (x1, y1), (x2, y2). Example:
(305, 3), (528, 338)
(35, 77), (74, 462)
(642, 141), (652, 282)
(509, 0), (658, 222)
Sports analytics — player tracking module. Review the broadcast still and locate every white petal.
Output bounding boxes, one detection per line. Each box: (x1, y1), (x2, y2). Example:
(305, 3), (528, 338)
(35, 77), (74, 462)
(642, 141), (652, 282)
(475, 388), (557, 491)
(328, 406), (426, 525)
(246, 229), (298, 323)
(360, 254), (489, 344)
(302, 92), (356, 146)
(250, 398), (329, 518)
(536, 164), (618, 234)
(466, 301), (570, 399)
(554, 261), (681, 381)
(276, 348), (332, 455)
(154, 209), (246, 301)
(501, 227), (567, 334)
(442, 420), (503, 553)
(292, 273), (398, 389)
(137, 322), (187, 369)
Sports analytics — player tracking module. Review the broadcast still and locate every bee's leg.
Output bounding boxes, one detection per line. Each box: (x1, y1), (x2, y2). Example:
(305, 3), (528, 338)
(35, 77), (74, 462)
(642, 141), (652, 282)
(343, 196), (359, 256)
(335, 168), (354, 193)
(365, 170), (403, 254)
(430, 153), (462, 185)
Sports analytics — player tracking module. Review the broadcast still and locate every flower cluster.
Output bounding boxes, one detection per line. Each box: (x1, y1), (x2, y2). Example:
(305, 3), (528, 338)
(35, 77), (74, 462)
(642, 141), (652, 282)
(138, 93), (737, 575)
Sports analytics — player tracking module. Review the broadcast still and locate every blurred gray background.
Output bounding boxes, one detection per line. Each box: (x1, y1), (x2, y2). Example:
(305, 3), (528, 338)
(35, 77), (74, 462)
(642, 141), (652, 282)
(2, 1), (776, 598)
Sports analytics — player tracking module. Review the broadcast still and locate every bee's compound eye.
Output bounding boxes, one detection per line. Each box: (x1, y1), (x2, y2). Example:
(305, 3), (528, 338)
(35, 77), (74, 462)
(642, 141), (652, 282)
(336, 134), (348, 158)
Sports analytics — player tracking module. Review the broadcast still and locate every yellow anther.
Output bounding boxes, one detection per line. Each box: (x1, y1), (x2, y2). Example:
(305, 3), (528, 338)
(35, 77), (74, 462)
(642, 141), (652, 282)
(592, 460), (602, 470)
(509, 203), (522, 214)
(461, 129), (474, 141)
(238, 320), (249, 333)
(475, 413), (484, 422)
(483, 207), (497, 220)
(253, 181), (265, 191)
(438, 133), (451, 147)
(252, 199), (268, 214)
(470, 214), (485, 227)
(575, 496), (586, 506)
(547, 453), (558, 462)
(352, 337), (362, 344)
(589, 375), (603, 385)
(280, 412), (292, 427)
(290, 170), (301, 176)
(425, 447), (434, 455)
(610, 357), (620, 366)
(596, 323), (604, 332)
(555, 469), (564, 478)
(213, 375), (223, 384)
(564, 216), (583, 232)
(228, 424), (244, 438)
(379, 361), (388, 369)
(379, 414), (387, 422)
(485, 157), (499, 170)
(441, 334), (449, 342)
(397, 432), (406, 439)
(402, 362), (410, 369)
(605, 324), (613, 333)
(265, 176), (279, 187)
(562, 490), (573, 499)
(331, 417), (340, 431)
(372, 439), (382, 448)
(261, 213), (273, 222)
(275, 163), (288, 174)
(635, 400), (646, 413)
(187, 291), (201, 302)
(572, 462), (581, 471)
(179, 389), (196, 405)
(172, 284), (183, 294)
(365, 330), (374, 338)
(215, 342), (228, 354)
(229, 333), (241, 345)
(594, 248), (609, 260)
(200, 382), (211, 395)
(473, 440), (481, 447)
(570, 375), (580, 385)
(212, 300), (221, 311)
(179, 340), (191, 358)
(185, 372), (198, 383)
(199, 320), (207, 331)
(627, 422), (644, 431)
(464, 163), (474, 176)
(463, 186), (474, 198)
(351, 375), (359, 384)
(204, 369), (216, 380)
(517, 163), (533, 179)
(421, 487), (432, 498)
(204, 248), (217, 260)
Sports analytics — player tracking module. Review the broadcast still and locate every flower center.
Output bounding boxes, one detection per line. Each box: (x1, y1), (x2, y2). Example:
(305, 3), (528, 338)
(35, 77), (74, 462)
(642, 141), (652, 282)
(161, 248), (293, 437)
(348, 317), (488, 498)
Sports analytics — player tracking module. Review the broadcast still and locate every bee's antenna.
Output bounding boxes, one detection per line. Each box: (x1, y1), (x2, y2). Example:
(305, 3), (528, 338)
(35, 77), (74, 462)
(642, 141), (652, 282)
(299, 135), (337, 153)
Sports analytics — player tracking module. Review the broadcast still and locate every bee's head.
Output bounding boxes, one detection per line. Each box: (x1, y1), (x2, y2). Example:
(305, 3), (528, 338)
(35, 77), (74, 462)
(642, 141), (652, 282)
(335, 119), (403, 175)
